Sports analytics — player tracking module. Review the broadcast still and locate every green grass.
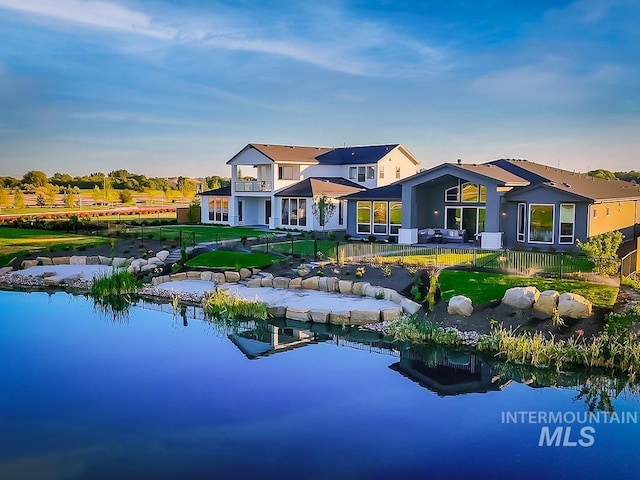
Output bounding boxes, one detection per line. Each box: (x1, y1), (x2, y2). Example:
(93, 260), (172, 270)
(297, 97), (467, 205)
(185, 250), (281, 269)
(253, 239), (336, 257)
(0, 226), (109, 266)
(377, 251), (496, 267)
(90, 268), (140, 296)
(438, 269), (619, 308)
(129, 225), (276, 243)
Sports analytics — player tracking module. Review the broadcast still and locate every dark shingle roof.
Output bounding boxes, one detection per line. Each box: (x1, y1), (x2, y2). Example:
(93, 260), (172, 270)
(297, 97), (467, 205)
(493, 159), (640, 201)
(452, 163), (530, 186)
(342, 183), (402, 200)
(274, 177), (364, 198)
(315, 144), (401, 165)
(199, 185), (231, 196)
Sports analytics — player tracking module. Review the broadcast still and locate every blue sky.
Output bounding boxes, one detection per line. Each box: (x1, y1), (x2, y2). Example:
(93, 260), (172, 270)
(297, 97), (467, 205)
(0, 0), (638, 178)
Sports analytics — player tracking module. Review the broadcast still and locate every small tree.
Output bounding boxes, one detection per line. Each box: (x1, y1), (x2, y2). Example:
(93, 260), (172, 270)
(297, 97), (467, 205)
(312, 195), (336, 237)
(13, 188), (25, 209)
(63, 188), (76, 208)
(35, 194), (46, 207)
(118, 189), (134, 205)
(0, 185), (9, 210)
(44, 183), (58, 207)
(91, 185), (103, 205)
(577, 231), (623, 276)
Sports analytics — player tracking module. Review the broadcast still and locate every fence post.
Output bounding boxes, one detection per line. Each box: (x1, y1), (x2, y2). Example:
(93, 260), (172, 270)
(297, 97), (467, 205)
(435, 247), (439, 268)
(192, 231), (196, 247)
(314, 239), (318, 260)
(335, 241), (339, 263)
(560, 252), (564, 278)
(291, 237), (294, 256)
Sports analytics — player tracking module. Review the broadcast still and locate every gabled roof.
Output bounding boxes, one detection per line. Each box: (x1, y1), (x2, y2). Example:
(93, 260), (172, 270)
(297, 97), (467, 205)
(199, 185), (231, 196)
(316, 144), (418, 165)
(274, 177), (364, 198)
(493, 159), (640, 202)
(227, 144), (331, 165)
(399, 161), (529, 187)
(341, 183), (402, 200)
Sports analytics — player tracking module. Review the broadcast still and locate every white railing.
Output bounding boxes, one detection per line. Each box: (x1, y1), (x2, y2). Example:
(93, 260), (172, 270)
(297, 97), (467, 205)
(235, 181), (272, 192)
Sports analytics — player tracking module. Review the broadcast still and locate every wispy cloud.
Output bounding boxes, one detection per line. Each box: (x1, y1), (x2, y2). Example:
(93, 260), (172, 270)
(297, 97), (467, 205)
(69, 111), (230, 129)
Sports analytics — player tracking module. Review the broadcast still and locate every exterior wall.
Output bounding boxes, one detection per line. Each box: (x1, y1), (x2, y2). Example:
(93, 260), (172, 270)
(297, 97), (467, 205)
(589, 200), (638, 237)
(376, 150), (418, 187)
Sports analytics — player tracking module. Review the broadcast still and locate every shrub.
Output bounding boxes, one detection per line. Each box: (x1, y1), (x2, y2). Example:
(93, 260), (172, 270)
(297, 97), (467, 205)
(381, 264), (392, 277)
(577, 231), (623, 276)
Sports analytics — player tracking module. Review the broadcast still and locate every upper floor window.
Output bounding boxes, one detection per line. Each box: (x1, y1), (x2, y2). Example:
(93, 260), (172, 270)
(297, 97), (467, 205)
(278, 165), (299, 180)
(395, 167), (401, 179)
(445, 182), (486, 203)
(349, 166), (375, 183)
(379, 166), (384, 179)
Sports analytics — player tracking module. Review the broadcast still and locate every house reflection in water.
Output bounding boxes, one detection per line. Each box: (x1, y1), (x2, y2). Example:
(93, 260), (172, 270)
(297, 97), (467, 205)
(390, 348), (511, 396)
(229, 319), (330, 359)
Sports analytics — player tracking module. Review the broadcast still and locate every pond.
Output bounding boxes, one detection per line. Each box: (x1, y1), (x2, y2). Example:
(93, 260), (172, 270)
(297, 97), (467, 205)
(1, 290), (639, 480)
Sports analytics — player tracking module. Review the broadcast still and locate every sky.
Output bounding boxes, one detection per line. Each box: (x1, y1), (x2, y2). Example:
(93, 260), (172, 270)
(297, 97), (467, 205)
(0, 0), (638, 178)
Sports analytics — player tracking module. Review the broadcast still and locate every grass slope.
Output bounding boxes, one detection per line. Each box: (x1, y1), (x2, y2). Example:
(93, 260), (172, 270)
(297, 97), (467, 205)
(185, 250), (281, 269)
(438, 269), (618, 309)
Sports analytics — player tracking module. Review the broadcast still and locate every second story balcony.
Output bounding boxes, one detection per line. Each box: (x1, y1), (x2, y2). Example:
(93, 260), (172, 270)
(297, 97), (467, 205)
(235, 180), (272, 193)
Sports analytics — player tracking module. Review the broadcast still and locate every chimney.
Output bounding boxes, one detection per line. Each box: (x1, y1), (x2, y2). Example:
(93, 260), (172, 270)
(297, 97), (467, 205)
(457, 158), (462, 165)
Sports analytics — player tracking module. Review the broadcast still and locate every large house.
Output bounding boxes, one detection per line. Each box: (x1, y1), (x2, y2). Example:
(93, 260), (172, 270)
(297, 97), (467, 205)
(345, 158), (640, 250)
(200, 143), (420, 231)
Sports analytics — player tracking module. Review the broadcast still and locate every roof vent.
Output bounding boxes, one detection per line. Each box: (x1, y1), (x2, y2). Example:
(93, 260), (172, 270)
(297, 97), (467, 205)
(351, 152), (355, 155)
(549, 181), (556, 186)
(563, 182), (571, 188)
(457, 158), (462, 165)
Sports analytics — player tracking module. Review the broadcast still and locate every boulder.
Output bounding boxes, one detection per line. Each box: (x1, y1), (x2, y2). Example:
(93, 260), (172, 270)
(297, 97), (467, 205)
(272, 277), (290, 289)
(200, 271), (213, 282)
(267, 306), (287, 318)
(259, 272), (274, 280)
(389, 290), (404, 304)
(558, 293), (592, 319)
(111, 257), (127, 267)
(533, 290), (559, 319)
(288, 277), (302, 289)
(350, 310), (380, 325)
(301, 276), (320, 290)
(147, 257), (163, 265)
(156, 250), (170, 262)
(364, 285), (384, 298)
(98, 256), (111, 265)
(352, 282), (371, 296)
(329, 311), (351, 325)
(338, 280), (353, 294)
(36, 257), (52, 266)
(239, 268), (252, 280)
(260, 277), (273, 287)
(309, 309), (330, 323)
(318, 277), (329, 292)
(21, 260), (38, 269)
(141, 264), (157, 273)
(252, 268), (261, 275)
(52, 256), (71, 265)
(86, 256), (101, 265)
(213, 272), (227, 283)
(286, 307), (310, 322)
(171, 272), (187, 281)
(186, 271), (201, 280)
(246, 278), (263, 288)
(224, 271), (241, 282)
(69, 255), (87, 265)
(325, 277), (339, 292)
(447, 295), (473, 317)
(0, 266), (13, 275)
(381, 307), (403, 322)
(401, 297), (422, 315)
(43, 275), (64, 285)
(502, 286), (540, 309)
(152, 276), (164, 286)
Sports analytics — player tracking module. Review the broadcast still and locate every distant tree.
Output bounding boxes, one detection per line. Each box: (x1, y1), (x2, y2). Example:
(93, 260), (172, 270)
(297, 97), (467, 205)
(0, 176), (20, 188)
(118, 189), (134, 205)
(44, 184), (58, 206)
(35, 194), (46, 207)
(91, 185), (103, 205)
(49, 172), (74, 185)
(22, 170), (48, 188)
(180, 178), (197, 199)
(577, 231), (623, 276)
(0, 185), (9, 210)
(209, 177), (221, 190)
(588, 169), (616, 180)
(312, 195), (336, 237)
(63, 188), (76, 208)
(13, 188), (25, 209)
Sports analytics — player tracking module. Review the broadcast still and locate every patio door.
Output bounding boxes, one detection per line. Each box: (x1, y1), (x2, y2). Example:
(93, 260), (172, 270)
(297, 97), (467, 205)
(462, 208), (477, 238)
(265, 200), (272, 226)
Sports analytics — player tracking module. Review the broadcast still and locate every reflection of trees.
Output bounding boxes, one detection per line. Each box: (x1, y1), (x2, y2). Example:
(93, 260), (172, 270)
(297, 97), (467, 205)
(92, 294), (137, 323)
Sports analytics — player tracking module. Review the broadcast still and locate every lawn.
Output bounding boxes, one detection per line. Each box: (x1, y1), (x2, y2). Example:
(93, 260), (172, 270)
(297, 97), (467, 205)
(438, 269), (619, 309)
(0, 227), (109, 266)
(129, 225), (277, 244)
(253, 239), (336, 258)
(185, 250), (281, 269)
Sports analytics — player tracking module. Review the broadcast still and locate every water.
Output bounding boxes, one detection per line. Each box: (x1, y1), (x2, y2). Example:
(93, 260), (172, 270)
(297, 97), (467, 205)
(1, 290), (639, 480)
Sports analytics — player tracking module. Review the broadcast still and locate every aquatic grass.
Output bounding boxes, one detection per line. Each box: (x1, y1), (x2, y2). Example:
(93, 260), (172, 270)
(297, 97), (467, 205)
(202, 289), (268, 321)
(90, 268), (140, 296)
(387, 315), (461, 346)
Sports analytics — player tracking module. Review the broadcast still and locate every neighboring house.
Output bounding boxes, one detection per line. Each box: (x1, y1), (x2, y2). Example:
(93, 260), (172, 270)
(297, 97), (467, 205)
(345, 158), (640, 250)
(200, 143), (419, 229)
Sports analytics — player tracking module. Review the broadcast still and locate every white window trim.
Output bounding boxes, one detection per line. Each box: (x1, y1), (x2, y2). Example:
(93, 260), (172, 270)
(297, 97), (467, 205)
(444, 206), (486, 234)
(373, 201), (388, 235)
(281, 197), (307, 227)
(357, 201), (371, 234)
(528, 204), (555, 244)
(558, 203), (575, 245)
(517, 203), (526, 242)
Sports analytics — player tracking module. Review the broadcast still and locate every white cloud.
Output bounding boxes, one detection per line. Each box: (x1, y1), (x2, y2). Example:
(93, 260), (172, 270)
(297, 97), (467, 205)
(69, 111), (228, 129)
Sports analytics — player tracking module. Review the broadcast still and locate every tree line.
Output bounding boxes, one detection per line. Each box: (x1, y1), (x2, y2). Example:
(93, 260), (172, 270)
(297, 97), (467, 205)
(587, 169), (640, 183)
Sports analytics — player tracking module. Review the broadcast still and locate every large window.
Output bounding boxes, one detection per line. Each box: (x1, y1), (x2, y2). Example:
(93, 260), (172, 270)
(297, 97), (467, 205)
(208, 197), (229, 222)
(389, 201), (402, 235)
(357, 201), (371, 234)
(281, 198), (307, 226)
(373, 201), (388, 234)
(517, 203), (526, 242)
(529, 204), (554, 243)
(445, 182), (487, 203)
(445, 206), (485, 237)
(559, 203), (575, 244)
(349, 166), (375, 183)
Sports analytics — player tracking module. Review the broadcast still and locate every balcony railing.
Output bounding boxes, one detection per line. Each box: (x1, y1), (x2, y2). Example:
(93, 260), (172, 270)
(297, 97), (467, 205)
(235, 181), (272, 192)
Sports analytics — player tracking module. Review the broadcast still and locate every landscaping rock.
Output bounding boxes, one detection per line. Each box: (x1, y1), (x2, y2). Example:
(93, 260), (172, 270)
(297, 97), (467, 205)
(260, 276), (273, 287)
(98, 256), (111, 265)
(224, 271), (241, 282)
(141, 264), (157, 273)
(252, 268), (261, 275)
(52, 256), (71, 265)
(239, 268), (252, 280)
(272, 277), (290, 289)
(338, 280), (353, 294)
(43, 275), (64, 285)
(401, 297), (422, 314)
(364, 285), (384, 298)
(171, 272), (187, 281)
(326, 277), (339, 292)
(502, 286), (540, 309)
(69, 255), (87, 265)
(301, 276), (320, 290)
(533, 290), (559, 319)
(350, 310), (380, 325)
(352, 282), (371, 296)
(309, 309), (330, 323)
(111, 257), (127, 267)
(36, 257), (52, 266)
(200, 271), (213, 282)
(186, 271), (201, 280)
(447, 295), (473, 316)
(381, 307), (403, 322)
(147, 257), (163, 265)
(267, 305), (287, 318)
(156, 250), (170, 262)
(21, 260), (38, 269)
(152, 276), (164, 286)
(558, 293), (592, 319)
(329, 311), (351, 325)
(86, 256), (101, 265)
(286, 307), (310, 322)
(246, 278), (263, 288)
(289, 277), (302, 289)
(0, 266), (13, 275)
(389, 290), (404, 304)
(213, 272), (227, 283)
(318, 277), (329, 292)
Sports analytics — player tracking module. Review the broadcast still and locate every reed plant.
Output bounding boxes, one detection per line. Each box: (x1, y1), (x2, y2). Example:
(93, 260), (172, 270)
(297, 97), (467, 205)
(202, 289), (268, 321)
(90, 268), (140, 296)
